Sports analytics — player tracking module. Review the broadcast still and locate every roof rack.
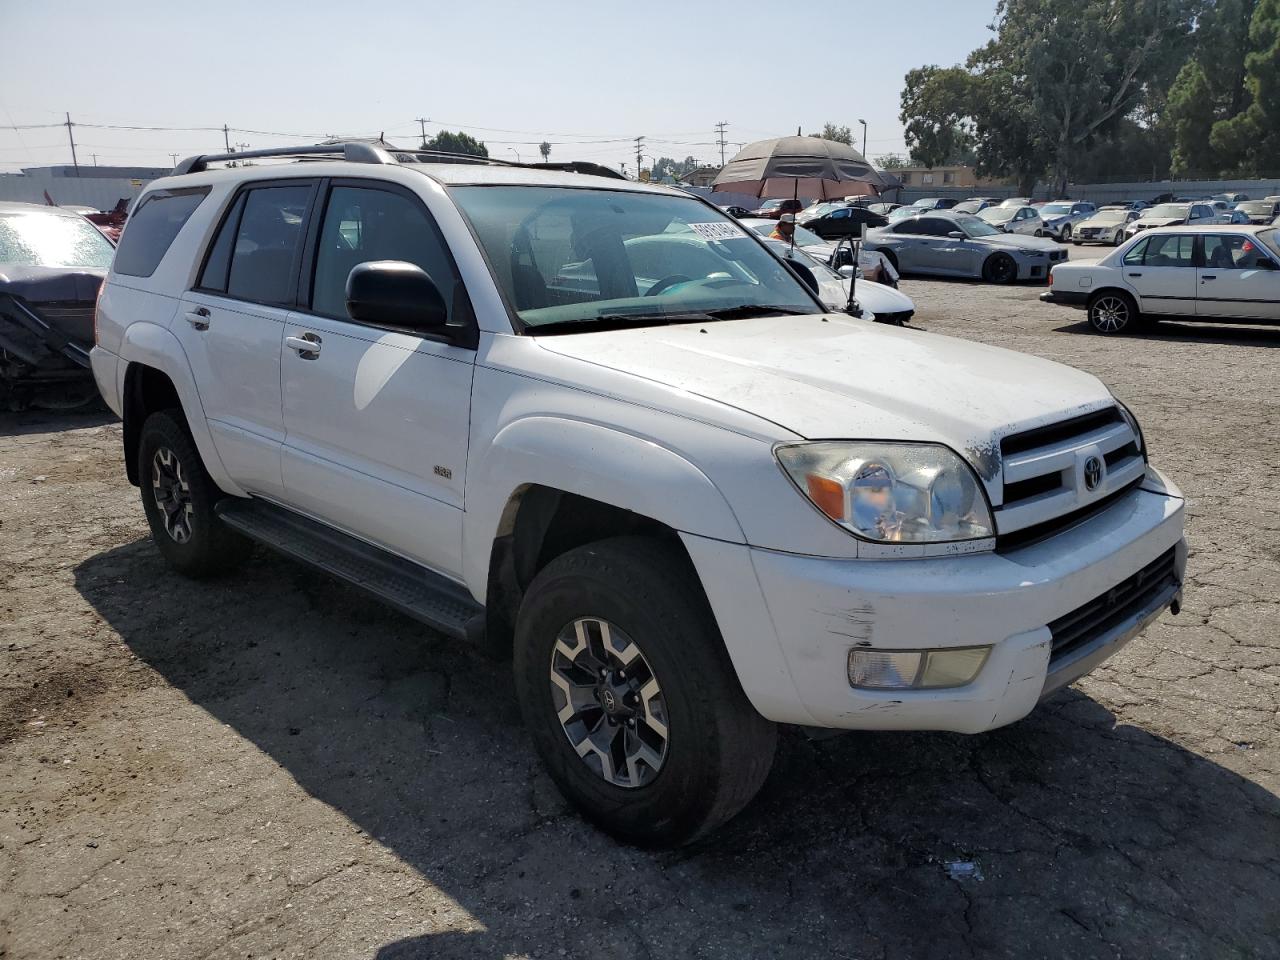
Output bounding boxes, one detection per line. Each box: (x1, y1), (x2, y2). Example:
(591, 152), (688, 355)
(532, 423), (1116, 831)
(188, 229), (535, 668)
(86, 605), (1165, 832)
(172, 140), (628, 181)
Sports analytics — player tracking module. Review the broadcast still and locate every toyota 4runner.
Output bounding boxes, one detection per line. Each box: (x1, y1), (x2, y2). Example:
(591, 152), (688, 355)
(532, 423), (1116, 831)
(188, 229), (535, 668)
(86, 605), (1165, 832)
(91, 142), (1186, 846)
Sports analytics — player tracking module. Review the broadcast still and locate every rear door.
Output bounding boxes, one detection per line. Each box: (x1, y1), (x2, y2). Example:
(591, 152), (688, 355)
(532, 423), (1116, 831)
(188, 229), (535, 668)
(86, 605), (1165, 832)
(1120, 233), (1197, 315)
(178, 179), (318, 499)
(278, 179), (477, 578)
(1196, 233), (1280, 320)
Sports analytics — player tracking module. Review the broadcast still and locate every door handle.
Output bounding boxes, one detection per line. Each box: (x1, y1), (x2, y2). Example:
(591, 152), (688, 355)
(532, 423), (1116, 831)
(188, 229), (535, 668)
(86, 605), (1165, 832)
(285, 333), (322, 357)
(1126, 272), (1142, 277)
(1200, 275), (1216, 281)
(184, 307), (210, 331)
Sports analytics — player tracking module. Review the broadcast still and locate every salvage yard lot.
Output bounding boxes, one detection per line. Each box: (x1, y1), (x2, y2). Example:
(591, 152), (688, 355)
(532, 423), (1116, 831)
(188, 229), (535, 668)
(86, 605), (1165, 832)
(2, 270), (1279, 960)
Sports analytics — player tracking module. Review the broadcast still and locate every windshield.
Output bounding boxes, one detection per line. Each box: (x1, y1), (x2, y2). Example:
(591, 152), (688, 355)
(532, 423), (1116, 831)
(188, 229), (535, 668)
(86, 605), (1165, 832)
(1238, 202), (1274, 215)
(0, 211), (115, 268)
(887, 207), (920, 222)
(1258, 229), (1280, 259)
(1040, 203), (1073, 216)
(955, 214), (1001, 237)
(452, 186), (821, 330)
(1091, 210), (1127, 223)
(952, 201), (983, 213)
(978, 207), (1016, 223)
(1148, 203), (1190, 219)
(999, 198), (1029, 208)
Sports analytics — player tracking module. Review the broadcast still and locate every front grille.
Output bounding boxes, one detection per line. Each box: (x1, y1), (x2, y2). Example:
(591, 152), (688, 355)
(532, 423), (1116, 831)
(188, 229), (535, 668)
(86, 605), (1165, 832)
(1048, 547), (1178, 664)
(994, 406), (1146, 548)
(1049, 250), (1067, 262)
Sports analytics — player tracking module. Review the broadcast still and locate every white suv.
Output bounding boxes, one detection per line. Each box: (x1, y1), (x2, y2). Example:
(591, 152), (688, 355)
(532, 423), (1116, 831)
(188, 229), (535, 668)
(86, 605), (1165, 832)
(91, 142), (1187, 845)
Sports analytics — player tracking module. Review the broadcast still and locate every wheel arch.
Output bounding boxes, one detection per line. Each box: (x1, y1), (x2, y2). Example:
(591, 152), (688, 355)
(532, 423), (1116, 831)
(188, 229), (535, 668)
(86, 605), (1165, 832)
(117, 323), (242, 495)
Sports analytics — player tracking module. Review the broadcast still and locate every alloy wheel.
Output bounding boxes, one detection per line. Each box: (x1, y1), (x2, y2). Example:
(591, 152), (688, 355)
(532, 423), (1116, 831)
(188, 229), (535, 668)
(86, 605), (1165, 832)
(151, 447), (194, 543)
(1091, 295), (1130, 332)
(549, 616), (669, 789)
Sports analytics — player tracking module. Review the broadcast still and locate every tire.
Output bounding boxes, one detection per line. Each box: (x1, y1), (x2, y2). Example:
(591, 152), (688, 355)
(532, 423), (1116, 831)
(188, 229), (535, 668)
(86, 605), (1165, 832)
(1112, 232), (1124, 247)
(1034, 229), (1046, 238)
(513, 536), (777, 847)
(138, 409), (251, 577)
(1072, 240), (1082, 246)
(1060, 224), (1073, 242)
(982, 252), (1018, 284)
(1087, 290), (1139, 335)
(880, 249), (899, 275)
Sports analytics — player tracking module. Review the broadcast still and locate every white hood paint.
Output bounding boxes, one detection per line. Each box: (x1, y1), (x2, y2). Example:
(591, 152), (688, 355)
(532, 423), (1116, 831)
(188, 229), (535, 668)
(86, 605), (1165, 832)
(1131, 217), (1184, 229)
(536, 314), (1114, 485)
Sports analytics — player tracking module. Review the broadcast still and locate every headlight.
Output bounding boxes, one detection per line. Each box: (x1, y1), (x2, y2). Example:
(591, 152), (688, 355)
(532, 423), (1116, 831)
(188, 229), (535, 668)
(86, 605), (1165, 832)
(1114, 399), (1147, 460)
(775, 442), (995, 543)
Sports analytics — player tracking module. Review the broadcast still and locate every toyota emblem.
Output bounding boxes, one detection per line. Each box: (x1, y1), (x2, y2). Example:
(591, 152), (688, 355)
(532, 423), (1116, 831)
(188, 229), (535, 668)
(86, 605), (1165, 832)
(1083, 456), (1103, 492)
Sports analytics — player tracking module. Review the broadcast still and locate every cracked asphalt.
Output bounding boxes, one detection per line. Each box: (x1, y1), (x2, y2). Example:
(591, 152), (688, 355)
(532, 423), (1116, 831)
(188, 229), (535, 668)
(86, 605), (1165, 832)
(2, 265), (1279, 959)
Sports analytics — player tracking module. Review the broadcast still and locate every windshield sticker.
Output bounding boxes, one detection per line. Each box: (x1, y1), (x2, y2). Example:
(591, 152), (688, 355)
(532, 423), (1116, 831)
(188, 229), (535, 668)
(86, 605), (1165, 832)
(688, 222), (746, 242)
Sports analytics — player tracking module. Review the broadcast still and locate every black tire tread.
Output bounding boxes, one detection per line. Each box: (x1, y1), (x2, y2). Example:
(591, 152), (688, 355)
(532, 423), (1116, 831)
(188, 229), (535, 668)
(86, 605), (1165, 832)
(514, 536), (776, 846)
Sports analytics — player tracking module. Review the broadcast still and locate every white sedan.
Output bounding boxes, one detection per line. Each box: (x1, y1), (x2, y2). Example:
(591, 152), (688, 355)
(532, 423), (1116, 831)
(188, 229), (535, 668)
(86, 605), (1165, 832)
(978, 204), (1045, 236)
(1040, 225), (1280, 333)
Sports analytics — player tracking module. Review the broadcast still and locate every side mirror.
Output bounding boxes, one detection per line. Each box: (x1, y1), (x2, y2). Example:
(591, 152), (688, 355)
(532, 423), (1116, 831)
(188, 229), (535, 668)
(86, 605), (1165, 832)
(837, 264), (856, 278)
(949, 230), (965, 239)
(1254, 258), (1278, 270)
(346, 260), (447, 330)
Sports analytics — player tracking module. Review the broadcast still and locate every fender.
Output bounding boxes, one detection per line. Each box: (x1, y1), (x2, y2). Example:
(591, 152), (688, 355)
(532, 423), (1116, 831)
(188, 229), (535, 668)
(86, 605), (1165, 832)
(462, 415), (745, 599)
(117, 321), (247, 497)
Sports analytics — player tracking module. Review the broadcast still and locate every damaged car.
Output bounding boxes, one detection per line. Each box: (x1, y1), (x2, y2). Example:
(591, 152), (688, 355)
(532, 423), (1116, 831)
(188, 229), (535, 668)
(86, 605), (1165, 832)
(0, 202), (114, 409)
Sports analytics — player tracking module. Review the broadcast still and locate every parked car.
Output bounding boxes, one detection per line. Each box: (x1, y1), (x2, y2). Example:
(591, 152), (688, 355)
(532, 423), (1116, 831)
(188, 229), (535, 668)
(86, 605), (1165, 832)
(1212, 192), (1250, 204)
(92, 143), (1185, 846)
(1042, 225), (1280, 332)
(886, 205), (924, 224)
(1233, 201), (1278, 225)
(999, 197), (1033, 208)
(863, 202), (901, 215)
(760, 238), (916, 324)
(1073, 207), (1139, 246)
(1037, 201), (1097, 242)
(953, 198), (1004, 214)
(911, 197), (958, 210)
(751, 197), (805, 219)
(977, 204), (1045, 236)
(865, 211), (1067, 283)
(744, 219), (898, 285)
(1102, 200), (1149, 212)
(1124, 202), (1222, 238)
(719, 204), (752, 219)
(0, 201), (114, 410)
(797, 204), (888, 239)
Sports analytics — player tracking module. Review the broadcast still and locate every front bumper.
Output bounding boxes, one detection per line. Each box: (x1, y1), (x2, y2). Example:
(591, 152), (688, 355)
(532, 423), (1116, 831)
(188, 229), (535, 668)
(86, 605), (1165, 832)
(684, 468), (1184, 734)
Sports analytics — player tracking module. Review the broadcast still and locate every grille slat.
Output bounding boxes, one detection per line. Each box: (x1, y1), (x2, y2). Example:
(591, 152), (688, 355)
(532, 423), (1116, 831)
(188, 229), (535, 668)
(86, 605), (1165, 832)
(1048, 548), (1178, 662)
(994, 405), (1143, 547)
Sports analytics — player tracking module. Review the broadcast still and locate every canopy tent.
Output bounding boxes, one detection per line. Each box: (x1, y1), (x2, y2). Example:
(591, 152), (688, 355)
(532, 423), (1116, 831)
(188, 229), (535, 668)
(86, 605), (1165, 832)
(711, 136), (893, 200)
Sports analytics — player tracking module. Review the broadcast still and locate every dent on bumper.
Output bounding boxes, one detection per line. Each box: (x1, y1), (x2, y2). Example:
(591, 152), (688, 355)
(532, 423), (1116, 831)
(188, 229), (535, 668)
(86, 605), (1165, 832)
(689, 470), (1185, 734)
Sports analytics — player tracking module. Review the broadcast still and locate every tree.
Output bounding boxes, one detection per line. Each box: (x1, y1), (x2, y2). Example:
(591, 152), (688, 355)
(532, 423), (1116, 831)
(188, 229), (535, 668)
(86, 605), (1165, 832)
(539, 141), (551, 162)
(424, 130), (488, 158)
(807, 122), (853, 145)
(874, 154), (910, 170)
(1167, 61), (1219, 174)
(1210, 0), (1280, 173)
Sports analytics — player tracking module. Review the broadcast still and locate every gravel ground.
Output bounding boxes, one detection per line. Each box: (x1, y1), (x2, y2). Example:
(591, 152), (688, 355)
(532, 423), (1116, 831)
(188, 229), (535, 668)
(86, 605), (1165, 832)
(2, 263), (1279, 959)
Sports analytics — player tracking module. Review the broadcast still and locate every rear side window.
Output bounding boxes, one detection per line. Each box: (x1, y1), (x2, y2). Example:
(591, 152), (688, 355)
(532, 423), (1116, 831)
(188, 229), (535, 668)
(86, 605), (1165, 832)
(197, 193), (246, 293)
(113, 188), (209, 278)
(1122, 239), (1148, 265)
(224, 185), (313, 305)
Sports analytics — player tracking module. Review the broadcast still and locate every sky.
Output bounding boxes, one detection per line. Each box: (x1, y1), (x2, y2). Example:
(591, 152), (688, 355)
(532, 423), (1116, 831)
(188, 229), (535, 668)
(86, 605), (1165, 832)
(1, 0), (998, 174)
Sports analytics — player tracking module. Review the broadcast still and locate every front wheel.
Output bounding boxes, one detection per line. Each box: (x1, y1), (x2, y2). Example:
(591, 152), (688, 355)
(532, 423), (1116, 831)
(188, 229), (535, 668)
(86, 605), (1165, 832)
(1060, 224), (1073, 242)
(1112, 231), (1125, 246)
(514, 537), (777, 847)
(1088, 291), (1139, 334)
(982, 252), (1018, 284)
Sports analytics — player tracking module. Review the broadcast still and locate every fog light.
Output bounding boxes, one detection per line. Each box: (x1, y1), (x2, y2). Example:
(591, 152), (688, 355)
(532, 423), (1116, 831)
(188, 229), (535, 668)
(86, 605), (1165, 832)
(847, 647), (990, 690)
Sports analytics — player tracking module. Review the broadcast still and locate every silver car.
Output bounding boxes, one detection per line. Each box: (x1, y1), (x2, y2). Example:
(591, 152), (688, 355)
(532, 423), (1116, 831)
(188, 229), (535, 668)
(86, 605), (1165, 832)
(1038, 201), (1097, 242)
(865, 212), (1067, 284)
(1073, 207), (1139, 246)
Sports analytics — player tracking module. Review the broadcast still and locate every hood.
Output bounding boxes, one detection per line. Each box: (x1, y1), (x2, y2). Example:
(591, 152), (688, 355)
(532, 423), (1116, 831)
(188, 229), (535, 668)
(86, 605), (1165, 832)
(1132, 216), (1184, 228)
(975, 233), (1060, 253)
(536, 314), (1114, 486)
(0, 264), (106, 304)
(1079, 217), (1123, 229)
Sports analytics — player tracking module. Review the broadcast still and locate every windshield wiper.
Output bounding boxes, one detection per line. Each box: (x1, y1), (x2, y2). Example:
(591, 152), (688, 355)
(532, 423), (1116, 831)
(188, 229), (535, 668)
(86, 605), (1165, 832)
(526, 305), (814, 336)
(700, 304), (815, 320)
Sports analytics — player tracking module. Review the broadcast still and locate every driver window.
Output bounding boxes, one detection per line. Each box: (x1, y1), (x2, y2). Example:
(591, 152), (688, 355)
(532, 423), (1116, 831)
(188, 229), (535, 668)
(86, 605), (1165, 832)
(310, 185), (459, 322)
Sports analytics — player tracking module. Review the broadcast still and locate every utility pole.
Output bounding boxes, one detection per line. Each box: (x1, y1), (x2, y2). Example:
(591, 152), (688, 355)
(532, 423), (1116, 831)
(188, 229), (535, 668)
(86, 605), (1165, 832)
(223, 124), (231, 153)
(415, 117), (429, 148)
(634, 136), (644, 179)
(857, 119), (867, 156)
(170, 153), (179, 167)
(714, 121), (729, 166)
(91, 153), (98, 166)
(65, 112), (79, 176)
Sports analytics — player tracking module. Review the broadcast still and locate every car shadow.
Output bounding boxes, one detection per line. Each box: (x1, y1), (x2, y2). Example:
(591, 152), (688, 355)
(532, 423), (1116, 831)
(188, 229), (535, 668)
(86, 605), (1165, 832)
(73, 539), (1280, 959)
(1053, 318), (1280, 348)
(0, 405), (115, 437)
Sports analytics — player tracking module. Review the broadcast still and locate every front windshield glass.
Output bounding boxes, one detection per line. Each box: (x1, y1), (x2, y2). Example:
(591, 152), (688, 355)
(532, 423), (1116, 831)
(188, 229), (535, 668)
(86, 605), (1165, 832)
(887, 207), (919, 222)
(452, 186), (821, 330)
(0, 212), (115, 268)
(1091, 210), (1127, 223)
(1148, 203), (1190, 219)
(979, 207), (1016, 223)
(1040, 203), (1073, 216)
(956, 214), (1001, 237)
(953, 201), (983, 213)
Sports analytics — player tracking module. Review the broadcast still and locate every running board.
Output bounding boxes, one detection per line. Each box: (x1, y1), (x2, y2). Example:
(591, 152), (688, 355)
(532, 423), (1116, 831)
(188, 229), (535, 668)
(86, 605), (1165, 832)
(215, 498), (484, 642)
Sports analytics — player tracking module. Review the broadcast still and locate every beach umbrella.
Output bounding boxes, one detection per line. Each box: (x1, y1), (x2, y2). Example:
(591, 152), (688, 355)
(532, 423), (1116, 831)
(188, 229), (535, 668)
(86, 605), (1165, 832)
(711, 136), (891, 200)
